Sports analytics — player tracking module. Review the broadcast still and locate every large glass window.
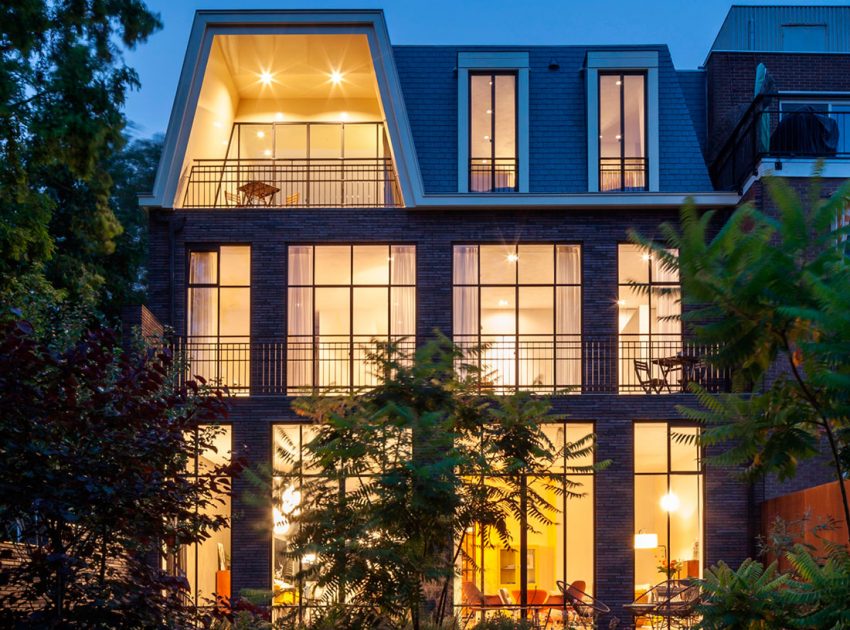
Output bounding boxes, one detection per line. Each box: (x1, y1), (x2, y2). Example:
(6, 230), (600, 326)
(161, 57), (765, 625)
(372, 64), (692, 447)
(458, 423), (595, 621)
(287, 245), (416, 394)
(187, 246), (251, 393)
(634, 423), (702, 597)
(617, 244), (680, 393)
(166, 426), (232, 610)
(470, 72), (517, 192)
(599, 72), (646, 192)
(453, 244), (581, 392)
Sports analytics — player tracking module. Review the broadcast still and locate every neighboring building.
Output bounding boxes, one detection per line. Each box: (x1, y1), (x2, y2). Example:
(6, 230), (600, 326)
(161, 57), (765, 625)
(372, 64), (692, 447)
(132, 5), (850, 626)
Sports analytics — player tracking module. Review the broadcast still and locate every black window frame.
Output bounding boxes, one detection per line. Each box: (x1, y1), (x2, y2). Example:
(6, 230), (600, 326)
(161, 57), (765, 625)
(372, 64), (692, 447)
(598, 70), (648, 192)
(468, 71), (519, 193)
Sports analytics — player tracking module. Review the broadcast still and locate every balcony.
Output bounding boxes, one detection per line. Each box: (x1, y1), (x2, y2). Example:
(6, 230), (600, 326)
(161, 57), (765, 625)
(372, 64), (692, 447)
(710, 92), (850, 192)
(599, 156), (647, 192)
(181, 121), (401, 208)
(171, 335), (730, 396)
(469, 157), (518, 193)
(182, 157), (401, 208)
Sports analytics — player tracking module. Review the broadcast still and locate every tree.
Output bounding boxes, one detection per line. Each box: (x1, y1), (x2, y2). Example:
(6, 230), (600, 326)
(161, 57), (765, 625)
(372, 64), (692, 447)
(0, 1), (161, 319)
(632, 175), (850, 544)
(0, 313), (238, 627)
(258, 336), (601, 629)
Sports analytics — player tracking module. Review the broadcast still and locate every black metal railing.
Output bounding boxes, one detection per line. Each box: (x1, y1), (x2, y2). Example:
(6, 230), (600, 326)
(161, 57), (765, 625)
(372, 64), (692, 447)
(469, 157), (518, 192)
(710, 93), (850, 192)
(181, 157), (402, 208)
(599, 157), (647, 192)
(170, 335), (729, 396)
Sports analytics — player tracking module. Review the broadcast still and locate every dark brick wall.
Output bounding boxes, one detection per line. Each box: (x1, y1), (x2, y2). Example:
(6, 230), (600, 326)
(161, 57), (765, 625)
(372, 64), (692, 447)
(144, 205), (753, 624)
(705, 51), (850, 160)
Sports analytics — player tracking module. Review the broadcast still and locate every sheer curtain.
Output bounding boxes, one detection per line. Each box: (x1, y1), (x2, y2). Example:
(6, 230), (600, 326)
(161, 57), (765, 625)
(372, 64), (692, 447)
(555, 245), (582, 391)
(390, 246), (416, 358)
(652, 250), (681, 358)
(287, 246), (313, 392)
(188, 252), (218, 384)
(452, 246), (479, 370)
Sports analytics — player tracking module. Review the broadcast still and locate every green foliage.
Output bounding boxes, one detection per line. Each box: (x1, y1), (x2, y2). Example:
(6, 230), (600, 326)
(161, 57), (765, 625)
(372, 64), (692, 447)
(696, 559), (793, 629)
(468, 615), (534, 630)
(697, 541), (850, 629)
(0, 314), (236, 627)
(633, 174), (850, 541)
(251, 335), (603, 630)
(0, 1), (161, 321)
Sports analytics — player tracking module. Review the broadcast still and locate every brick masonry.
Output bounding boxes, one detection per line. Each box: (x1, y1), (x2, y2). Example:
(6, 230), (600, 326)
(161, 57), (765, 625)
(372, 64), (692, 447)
(144, 205), (754, 625)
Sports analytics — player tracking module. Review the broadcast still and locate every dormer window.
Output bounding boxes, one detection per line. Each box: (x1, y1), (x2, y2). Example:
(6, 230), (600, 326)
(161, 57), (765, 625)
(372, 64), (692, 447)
(599, 72), (647, 191)
(469, 72), (517, 192)
(586, 51), (658, 193)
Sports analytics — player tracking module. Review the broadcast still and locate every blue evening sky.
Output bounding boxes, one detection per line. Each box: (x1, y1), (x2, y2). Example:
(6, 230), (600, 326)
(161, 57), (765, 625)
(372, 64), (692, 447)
(123, 0), (844, 137)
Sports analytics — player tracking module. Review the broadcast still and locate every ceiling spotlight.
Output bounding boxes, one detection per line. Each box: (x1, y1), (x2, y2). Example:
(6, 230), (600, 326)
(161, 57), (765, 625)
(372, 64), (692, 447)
(498, 299), (509, 307)
(330, 70), (343, 84)
(275, 112), (284, 121)
(263, 149), (272, 156)
(339, 111), (349, 121)
(615, 79), (622, 86)
(260, 71), (273, 85)
(641, 253), (651, 262)
(506, 253), (519, 263)
(256, 131), (265, 139)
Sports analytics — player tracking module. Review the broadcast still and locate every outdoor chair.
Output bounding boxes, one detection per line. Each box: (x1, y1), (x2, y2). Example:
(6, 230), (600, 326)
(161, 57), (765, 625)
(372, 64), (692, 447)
(224, 190), (243, 207)
(631, 579), (701, 629)
(634, 359), (668, 394)
(285, 192), (300, 206)
(556, 579), (611, 629)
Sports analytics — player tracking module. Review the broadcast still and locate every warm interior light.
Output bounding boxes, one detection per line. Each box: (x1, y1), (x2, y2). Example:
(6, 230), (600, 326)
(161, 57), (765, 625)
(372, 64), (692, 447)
(256, 130), (265, 139)
(212, 120), (222, 128)
(617, 299), (626, 306)
(660, 491), (680, 513)
(506, 253), (519, 263)
(641, 253), (651, 261)
(486, 109), (493, 114)
(263, 149), (272, 156)
(330, 70), (343, 84)
(275, 112), (284, 121)
(498, 299), (509, 307)
(615, 79), (623, 86)
(339, 111), (349, 121)
(302, 553), (317, 564)
(634, 532), (658, 549)
(260, 71), (273, 85)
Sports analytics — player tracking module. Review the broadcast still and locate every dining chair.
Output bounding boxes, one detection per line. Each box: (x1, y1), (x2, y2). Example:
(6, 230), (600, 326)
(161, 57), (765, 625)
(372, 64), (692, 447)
(634, 360), (668, 394)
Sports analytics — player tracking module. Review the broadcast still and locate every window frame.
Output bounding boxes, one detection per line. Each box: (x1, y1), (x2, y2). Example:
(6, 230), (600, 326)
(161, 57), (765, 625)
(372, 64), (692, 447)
(286, 243), (417, 394)
(468, 71), (519, 193)
(452, 242), (583, 393)
(598, 70), (649, 192)
(633, 420), (704, 588)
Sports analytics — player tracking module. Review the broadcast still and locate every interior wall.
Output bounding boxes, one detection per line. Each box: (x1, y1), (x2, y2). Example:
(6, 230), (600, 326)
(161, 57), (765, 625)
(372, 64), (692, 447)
(236, 98), (382, 123)
(180, 38), (239, 199)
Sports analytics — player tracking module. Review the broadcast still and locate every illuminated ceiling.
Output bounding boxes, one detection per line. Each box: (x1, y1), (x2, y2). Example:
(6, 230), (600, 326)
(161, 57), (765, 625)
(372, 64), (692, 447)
(215, 33), (380, 100)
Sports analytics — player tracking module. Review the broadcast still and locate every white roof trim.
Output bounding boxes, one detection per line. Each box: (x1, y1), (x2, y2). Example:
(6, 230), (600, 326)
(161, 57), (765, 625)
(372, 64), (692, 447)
(412, 191), (739, 209)
(147, 10), (424, 209)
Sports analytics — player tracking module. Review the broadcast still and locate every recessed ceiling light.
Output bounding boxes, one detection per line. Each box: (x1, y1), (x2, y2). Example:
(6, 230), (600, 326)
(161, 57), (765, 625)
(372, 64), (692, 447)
(642, 253), (651, 261)
(498, 299), (508, 307)
(260, 71), (273, 85)
(275, 112), (284, 121)
(340, 111), (349, 121)
(263, 149), (272, 156)
(486, 109), (493, 114)
(506, 253), (519, 263)
(330, 70), (343, 84)
(257, 131), (265, 139)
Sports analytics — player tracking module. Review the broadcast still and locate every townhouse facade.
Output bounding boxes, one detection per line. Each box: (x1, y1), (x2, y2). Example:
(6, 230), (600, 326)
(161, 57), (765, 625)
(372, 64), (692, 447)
(130, 5), (850, 626)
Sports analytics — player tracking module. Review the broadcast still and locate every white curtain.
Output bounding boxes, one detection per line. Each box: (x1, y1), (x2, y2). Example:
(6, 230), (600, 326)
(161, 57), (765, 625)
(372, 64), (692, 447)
(652, 249), (681, 338)
(452, 245), (479, 341)
(287, 247), (314, 391)
(187, 252), (218, 385)
(555, 245), (581, 390)
(390, 246), (416, 354)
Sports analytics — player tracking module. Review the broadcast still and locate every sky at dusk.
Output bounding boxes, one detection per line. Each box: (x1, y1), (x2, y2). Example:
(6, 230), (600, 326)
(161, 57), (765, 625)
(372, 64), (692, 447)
(122, 0), (845, 137)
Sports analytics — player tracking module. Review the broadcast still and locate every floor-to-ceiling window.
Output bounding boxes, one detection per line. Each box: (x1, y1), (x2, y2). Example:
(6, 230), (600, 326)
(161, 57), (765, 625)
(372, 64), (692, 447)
(617, 244), (680, 393)
(186, 246), (251, 392)
(287, 245), (416, 394)
(453, 244), (581, 393)
(458, 422), (595, 621)
(634, 423), (702, 598)
(469, 72), (517, 192)
(599, 72), (646, 191)
(168, 425), (232, 610)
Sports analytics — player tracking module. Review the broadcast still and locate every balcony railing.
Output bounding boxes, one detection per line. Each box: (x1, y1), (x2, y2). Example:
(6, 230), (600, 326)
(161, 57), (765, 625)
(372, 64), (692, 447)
(181, 157), (402, 208)
(469, 157), (518, 192)
(599, 157), (647, 192)
(170, 335), (729, 396)
(710, 92), (850, 192)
